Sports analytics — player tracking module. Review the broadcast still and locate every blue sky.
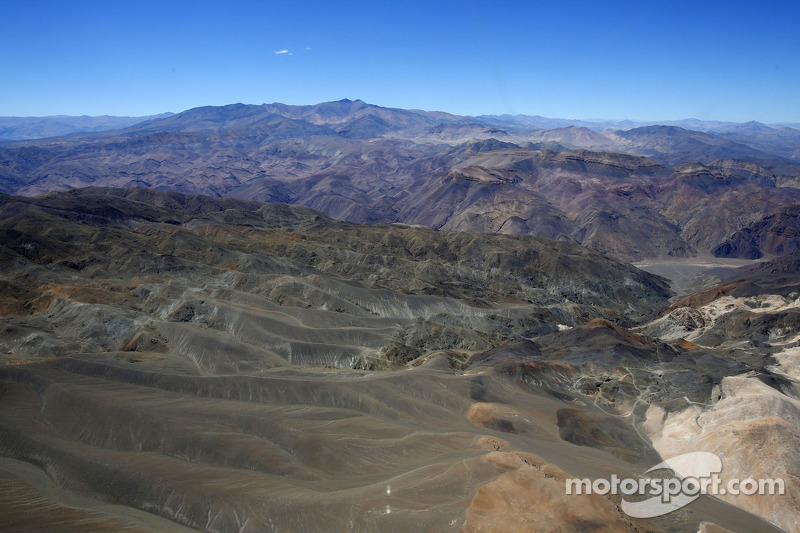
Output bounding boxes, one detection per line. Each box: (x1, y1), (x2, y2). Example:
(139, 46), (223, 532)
(1, 0), (798, 122)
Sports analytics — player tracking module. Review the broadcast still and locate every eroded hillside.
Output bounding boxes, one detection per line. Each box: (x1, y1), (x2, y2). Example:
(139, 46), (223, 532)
(1, 188), (798, 531)
(0, 187), (670, 371)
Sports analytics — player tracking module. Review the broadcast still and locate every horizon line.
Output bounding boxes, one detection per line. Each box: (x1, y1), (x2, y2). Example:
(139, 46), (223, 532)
(1, 100), (798, 127)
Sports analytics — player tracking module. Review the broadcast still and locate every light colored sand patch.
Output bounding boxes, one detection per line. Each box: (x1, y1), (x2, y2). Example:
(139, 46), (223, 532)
(770, 346), (800, 381)
(466, 403), (522, 428)
(646, 374), (800, 533)
(472, 435), (510, 452)
(633, 258), (765, 297)
(697, 523), (735, 533)
(463, 451), (634, 532)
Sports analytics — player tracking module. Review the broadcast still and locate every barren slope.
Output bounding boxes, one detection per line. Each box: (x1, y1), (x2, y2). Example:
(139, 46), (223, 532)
(0, 188), (792, 532)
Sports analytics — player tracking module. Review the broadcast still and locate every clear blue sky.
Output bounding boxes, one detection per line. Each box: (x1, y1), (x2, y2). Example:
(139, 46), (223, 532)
(2, 0), (798, 122)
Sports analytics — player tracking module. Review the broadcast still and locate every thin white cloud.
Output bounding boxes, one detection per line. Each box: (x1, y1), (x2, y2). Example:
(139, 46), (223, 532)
(304, 47), (312, 52)
(274, 49), (291, 55)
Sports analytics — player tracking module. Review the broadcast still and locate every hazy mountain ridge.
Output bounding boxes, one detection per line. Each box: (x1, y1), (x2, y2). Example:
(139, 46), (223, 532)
(0, 113), (174, 141)
(480, 112), (800, 134)
(6, 100), (798, 159)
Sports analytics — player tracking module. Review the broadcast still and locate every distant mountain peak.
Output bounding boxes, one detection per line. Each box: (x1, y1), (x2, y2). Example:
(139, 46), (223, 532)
(628, 125), (689, 134)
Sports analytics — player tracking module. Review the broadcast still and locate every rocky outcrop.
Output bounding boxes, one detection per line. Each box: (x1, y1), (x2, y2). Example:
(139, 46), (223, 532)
(713, 205), (800, 258)
(637, 272), (800, 532)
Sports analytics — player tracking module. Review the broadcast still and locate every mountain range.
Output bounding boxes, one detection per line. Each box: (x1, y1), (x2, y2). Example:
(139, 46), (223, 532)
(2, 99), (800, 261)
